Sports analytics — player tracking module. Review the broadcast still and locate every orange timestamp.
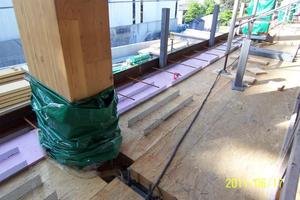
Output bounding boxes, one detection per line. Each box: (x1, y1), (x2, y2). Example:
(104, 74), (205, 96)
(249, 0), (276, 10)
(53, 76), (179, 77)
(225, 177), (283, 189)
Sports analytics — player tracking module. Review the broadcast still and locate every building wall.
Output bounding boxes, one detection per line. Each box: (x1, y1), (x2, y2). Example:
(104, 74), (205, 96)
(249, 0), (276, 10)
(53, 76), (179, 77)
(108, 0), (178, 27)
(110, 18), (178, 47)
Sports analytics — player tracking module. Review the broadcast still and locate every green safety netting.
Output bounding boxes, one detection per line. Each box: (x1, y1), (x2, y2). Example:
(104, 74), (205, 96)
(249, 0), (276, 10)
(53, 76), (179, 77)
(278, 3), (300, 22)
(29, 75), (122, 168)
(242, 0), (276, 35)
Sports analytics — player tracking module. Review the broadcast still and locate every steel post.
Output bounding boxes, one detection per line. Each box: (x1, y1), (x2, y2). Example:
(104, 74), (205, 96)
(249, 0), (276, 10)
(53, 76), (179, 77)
(232, 38), (252, 91)
(159, 8), (170, 68)
(209, 5), (220, 47)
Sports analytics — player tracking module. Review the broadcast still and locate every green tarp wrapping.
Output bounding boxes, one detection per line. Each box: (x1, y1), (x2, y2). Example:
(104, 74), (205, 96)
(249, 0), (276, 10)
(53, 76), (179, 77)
(29, 75), (122, 168)
(242, 0), (276, 35)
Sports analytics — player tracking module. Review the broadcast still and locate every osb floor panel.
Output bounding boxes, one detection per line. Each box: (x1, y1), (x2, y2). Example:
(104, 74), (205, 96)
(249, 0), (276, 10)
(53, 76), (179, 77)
(91, 178), (143, 200)
(119, 27), (300, 199)
(0, 159), (106, 200)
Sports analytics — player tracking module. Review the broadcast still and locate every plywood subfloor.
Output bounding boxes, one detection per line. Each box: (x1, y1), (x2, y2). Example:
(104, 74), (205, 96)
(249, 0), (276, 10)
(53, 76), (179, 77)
(119, 35), (300, 199)
(0, 159), (107, 200)
(91, 178), (143, 200)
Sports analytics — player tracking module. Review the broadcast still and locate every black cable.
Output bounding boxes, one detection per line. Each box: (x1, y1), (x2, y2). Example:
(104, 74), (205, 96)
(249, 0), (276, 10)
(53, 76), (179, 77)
(145, 69), (223, 200)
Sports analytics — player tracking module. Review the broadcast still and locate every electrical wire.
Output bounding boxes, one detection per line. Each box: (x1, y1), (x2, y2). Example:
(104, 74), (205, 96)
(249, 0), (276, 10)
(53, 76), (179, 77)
(145, 67), (224, 200)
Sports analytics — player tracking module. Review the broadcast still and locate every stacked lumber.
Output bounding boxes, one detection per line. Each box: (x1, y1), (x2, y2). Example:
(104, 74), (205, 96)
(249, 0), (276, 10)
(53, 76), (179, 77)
(0, 67), (24, 84)
(0, 66), (30, 113)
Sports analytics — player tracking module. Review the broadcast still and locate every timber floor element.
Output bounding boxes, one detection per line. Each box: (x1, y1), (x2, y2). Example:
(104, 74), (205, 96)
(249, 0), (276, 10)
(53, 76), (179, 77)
(213, 69), (257, 85)
(127, 90), (180, 127)
(0, 80), (29, 97)
(119, 34), (300, 199)
(143, 95), (193, 136)
(126, 88), (193, 136)
(91, 178), (143, 200)
(230, 54), (270, 65)
(0, 159), (107, 200)
(0, 66), (24, 80)
(0, 66), (31, 111)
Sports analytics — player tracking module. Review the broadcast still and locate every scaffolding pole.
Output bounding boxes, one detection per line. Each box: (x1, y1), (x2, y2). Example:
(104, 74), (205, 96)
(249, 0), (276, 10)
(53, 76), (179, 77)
(223, 0), (240, 71)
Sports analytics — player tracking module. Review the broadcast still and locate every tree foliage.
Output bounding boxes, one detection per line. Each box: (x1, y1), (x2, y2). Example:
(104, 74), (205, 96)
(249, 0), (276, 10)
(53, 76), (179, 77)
(184, 2), (205, 23)
(219, 9), (233, 25)
(219, 0), (235, 10)
(184, 0), (216, 23)
(203, 0), (215, 15)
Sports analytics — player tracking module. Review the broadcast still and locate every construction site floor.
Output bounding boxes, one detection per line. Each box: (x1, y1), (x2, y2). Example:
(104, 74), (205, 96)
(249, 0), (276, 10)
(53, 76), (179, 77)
(119, 24), (300, 199)
(1, 24), (300, 200)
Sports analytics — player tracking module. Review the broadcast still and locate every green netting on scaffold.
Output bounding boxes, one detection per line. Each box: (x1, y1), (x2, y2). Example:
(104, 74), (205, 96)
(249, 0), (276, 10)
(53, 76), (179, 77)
(242, 0), (276, 35)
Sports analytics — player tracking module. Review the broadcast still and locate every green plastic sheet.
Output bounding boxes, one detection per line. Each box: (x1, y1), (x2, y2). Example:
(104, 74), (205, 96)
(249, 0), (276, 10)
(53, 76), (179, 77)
(29, 75), (122, 168)
(243, 0), (276, 35)
(127, 53), (151, 66)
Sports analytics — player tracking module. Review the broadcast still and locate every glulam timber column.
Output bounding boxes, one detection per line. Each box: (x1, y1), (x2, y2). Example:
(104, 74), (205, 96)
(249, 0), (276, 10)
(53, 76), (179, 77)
(13, 0), (113, 101)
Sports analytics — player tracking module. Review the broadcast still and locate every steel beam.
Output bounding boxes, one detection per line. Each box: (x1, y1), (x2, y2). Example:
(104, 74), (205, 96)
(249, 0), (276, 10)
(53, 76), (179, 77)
(209, 5), (220, 47)
(250, 34), (274, 42)
(159, 8), (170, 68)
(249, 46), (296, 62)
(232, 38), (252, 91)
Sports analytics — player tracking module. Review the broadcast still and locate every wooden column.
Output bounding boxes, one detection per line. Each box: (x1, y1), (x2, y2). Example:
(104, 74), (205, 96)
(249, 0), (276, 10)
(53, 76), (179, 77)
(13, 0), (113, 102)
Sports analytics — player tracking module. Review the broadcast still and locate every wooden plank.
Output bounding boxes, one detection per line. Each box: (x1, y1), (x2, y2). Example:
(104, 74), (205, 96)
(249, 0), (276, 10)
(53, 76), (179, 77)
(231, 54), (270, 65)
(0, 89), (31, 102)
(0, 175), (42, 200)
(143, 96), (193, 136)
(0, 101), (30, 117)
(0, 95), (31, 109)
(0, 159), (107, 200)
(0, 67), (24, 79)
(213, 69), (256, 84)
(0, 92), (31, 104)
(0, 80), (30, 97)
(128, 90), (180, 127)
(0, 74), (24, 84)
(246, 67), (267, 75)
(44, 192), (58, 200)
(13, 0), (113, 101)
(91, 178), (143, 200)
